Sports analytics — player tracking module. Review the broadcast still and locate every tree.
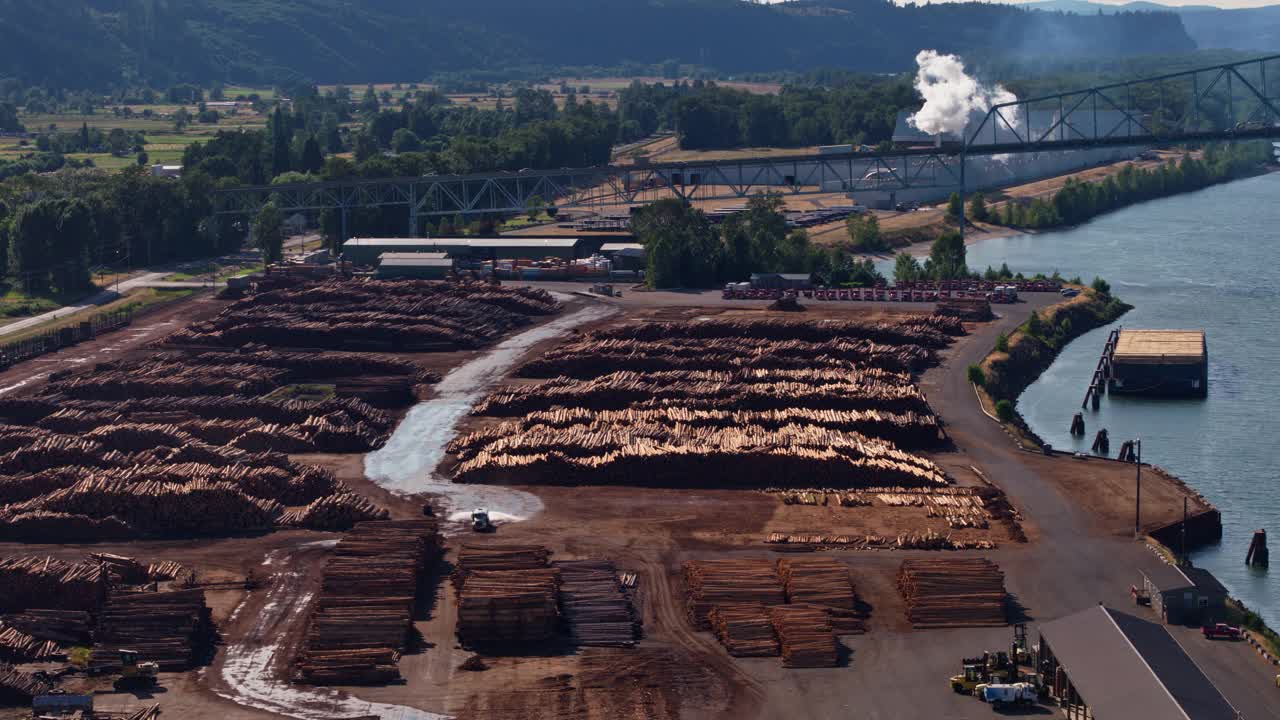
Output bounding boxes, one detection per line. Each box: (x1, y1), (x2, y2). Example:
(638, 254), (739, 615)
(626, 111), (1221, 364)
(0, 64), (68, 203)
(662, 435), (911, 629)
(1091, 276), (1111, 295)
(269, 107), (292, 177)
(632, 199), (720, 289)
(892, 252), (923, 282)
(390, 128), (422, 154)
(299, 135), (324, 173)
(252, 200), (285, 263)
(967, 364), (986, 386)
(968, 192), (988, 222)
(995, 399), (1015, 422)
(136, 151), (149, 167)
(925, 230), (966, 280)
(525, 195), (545, 221)
(946, 192), (963, 221)
(1026, 310), (1044, 338)
(173, 108), (191, 131)
(847, 213), (886, 252)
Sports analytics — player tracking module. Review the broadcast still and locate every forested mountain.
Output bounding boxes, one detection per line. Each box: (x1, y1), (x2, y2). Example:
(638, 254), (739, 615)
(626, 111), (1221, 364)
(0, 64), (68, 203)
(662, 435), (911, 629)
(1020, 0), (1280, 52)
(1, 0), (1195, 90)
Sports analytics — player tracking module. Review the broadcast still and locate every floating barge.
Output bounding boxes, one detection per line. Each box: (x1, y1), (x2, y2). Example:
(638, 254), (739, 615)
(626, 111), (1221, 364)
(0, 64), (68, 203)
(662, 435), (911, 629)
(1107, 329), (1207, 397)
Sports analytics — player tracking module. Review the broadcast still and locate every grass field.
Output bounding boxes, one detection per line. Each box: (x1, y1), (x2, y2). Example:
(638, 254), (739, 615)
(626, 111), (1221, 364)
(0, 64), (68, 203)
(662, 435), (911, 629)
(0, 287), (197, 345)
(224, 85), (276, 100)
(8, 108), (268, 172)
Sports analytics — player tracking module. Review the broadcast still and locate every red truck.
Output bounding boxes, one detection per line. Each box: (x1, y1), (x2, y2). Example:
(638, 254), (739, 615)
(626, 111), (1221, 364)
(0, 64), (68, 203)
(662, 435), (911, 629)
(1202, 623), (1243, 640)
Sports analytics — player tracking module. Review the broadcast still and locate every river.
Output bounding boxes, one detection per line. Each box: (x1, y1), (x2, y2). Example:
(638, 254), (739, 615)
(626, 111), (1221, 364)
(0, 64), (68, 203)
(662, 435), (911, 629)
(914, 172), (1279, 625)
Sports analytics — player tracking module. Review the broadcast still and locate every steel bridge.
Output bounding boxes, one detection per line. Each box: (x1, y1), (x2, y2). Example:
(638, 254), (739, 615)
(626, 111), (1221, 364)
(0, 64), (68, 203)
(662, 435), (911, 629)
(214, 53), (1280, 235)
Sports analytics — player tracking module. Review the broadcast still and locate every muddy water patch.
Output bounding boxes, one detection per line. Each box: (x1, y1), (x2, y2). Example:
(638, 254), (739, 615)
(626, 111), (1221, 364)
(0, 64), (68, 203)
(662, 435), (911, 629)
(365, 304), (617, 523)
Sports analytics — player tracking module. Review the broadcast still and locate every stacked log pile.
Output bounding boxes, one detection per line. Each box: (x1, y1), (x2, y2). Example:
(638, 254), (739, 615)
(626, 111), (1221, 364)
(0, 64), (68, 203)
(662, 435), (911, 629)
(295, 519), (441, 685)
(475, 367), (930, 417)
(554, 560), (638, 648)
(454, 544), (560, 651)
(590, 317), (957, 349)
(90, 589), (212, 672)
(457, 318), (958, 492)
(168, 280), (560, 351)
(0, 609), (92, 661)
(777, 558), (855, 610)
(768, 605), (839, 668)
(278, 493), (390, 531)
(682, 560), (785, 630)
(0, 282), (566, 542)
(519, 336), (934, 377)
(897, 559), (1008, 628)
(708, 605), (779, 657)
(455, 424), (945, 489)
(778, 558), (864, 634)
(456, 570), (561, 649)
(450, 406), (942, 457)
(0, 624), (60, 662)
(0, 556), (105, 613)
(0, 663), (53, 700)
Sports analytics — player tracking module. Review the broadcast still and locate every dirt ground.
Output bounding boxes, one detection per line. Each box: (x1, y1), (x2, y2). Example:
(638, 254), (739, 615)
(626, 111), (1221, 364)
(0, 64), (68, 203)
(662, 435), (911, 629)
(5, 288), (1273, 720)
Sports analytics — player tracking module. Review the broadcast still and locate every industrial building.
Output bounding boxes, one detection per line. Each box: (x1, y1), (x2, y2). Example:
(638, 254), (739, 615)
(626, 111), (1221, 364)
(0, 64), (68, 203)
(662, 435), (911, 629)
(1139, 563), (1228, 625)
(342, 237), (583, 266)
(374, 252), (454, 280)
(1038, 605), (1238, 720)
(1109, 329), (1208, 397)
(599, 242), (646, 271)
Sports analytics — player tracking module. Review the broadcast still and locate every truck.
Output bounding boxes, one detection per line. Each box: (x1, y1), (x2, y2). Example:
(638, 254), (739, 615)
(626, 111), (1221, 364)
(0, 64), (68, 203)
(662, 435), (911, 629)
(976, 682), (1037, 709)
(1202, 623), (1242, 640)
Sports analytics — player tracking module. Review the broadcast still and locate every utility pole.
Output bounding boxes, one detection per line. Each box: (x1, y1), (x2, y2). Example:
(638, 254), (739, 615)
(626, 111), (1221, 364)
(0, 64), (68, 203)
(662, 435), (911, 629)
(1134, 438), (1143, 538)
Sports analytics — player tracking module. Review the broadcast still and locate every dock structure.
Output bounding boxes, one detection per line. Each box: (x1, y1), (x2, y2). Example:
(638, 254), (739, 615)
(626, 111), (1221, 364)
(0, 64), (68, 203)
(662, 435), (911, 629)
(1108, 329), (1208, 397)
(1082, 328), (1120, 410)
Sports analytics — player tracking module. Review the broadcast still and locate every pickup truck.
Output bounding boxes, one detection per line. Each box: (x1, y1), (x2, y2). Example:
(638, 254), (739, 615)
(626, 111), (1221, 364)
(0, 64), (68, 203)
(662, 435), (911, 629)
(1202, 623), (1242, 640)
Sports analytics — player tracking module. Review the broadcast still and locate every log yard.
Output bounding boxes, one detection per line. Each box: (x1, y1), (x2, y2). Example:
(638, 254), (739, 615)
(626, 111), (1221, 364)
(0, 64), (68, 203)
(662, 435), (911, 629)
(0, 267), (1273, 720)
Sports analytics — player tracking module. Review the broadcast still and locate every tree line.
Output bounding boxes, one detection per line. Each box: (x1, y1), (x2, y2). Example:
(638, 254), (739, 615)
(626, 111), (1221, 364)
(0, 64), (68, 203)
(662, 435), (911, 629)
(986, 143), (1272, 230)
(636, 194), (881, 290)
(619, 77), (916, 150)
(0, 168), (238, 296)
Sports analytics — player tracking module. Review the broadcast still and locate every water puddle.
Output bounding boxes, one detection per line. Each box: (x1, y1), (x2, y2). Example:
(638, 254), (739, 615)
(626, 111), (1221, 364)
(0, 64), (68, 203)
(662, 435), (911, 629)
(364, 304), (616, 524)
(216, 547), (446, 720)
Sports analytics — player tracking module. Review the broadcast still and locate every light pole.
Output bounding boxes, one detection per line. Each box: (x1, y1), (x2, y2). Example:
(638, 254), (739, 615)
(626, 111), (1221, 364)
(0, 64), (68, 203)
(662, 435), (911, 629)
(1133, 438), (1143, 538)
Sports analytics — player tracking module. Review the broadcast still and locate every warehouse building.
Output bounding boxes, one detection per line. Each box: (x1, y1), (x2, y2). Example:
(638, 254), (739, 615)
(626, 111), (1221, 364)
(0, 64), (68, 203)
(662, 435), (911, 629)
(1109, 329), (1208, 397)
(342, 237), (584, 265)
(1139, 563), (1228, 626)
(374, 252), (454, 280)
(599, 242), (646, 271)
(1038, 605), (1237, 720)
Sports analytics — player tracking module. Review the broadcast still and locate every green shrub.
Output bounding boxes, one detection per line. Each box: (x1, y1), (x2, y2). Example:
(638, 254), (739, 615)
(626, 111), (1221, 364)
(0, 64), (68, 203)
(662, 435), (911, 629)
(995, 399), (1015, 422)
(995, 332), (1009, 353)
(967, 363), (986, 386)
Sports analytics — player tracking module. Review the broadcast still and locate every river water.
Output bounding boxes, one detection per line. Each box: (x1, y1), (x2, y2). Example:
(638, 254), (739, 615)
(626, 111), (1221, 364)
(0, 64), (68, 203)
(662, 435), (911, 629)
(930, 172), (1279, 625)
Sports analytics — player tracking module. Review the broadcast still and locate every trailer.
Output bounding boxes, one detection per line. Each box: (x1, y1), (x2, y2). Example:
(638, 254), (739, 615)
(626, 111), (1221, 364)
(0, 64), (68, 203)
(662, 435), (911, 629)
(976, 682), (1037, 709)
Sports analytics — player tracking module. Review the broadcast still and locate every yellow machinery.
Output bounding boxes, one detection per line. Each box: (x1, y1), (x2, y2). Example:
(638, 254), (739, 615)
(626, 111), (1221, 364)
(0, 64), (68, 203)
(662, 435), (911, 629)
(113, 649), (159, 691)
(951, 664), (986, 694)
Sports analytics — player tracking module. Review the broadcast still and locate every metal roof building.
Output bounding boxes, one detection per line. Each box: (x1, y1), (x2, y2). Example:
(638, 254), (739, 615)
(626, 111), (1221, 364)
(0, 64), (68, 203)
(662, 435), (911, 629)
(1139, 564), (1228, 625)
(1038, 605), (1237, 720)
(343, 237), (583, 265)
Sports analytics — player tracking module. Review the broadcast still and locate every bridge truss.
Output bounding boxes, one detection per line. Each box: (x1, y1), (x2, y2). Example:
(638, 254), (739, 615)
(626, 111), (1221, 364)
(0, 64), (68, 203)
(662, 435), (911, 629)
(214, 54), (1280, 232)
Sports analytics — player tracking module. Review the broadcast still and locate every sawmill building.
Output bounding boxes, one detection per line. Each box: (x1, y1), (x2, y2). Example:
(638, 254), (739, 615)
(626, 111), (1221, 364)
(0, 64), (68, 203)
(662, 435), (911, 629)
(1038, 605), (1237, 720)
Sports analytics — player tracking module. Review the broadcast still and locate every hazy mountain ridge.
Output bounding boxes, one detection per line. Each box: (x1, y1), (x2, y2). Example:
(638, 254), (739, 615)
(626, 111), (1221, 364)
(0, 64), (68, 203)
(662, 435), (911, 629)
(0, 0), (1196, 89)
(1018, 0), (1280, 50)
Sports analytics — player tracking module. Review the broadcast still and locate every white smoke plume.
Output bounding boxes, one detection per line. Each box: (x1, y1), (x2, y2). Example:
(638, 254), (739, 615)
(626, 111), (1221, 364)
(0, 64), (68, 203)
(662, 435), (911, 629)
(908, 50), (1018, 137)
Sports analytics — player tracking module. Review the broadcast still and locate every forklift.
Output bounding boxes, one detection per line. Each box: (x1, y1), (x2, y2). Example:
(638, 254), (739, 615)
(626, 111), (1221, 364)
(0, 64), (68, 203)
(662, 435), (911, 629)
(112, 649), (159, 691)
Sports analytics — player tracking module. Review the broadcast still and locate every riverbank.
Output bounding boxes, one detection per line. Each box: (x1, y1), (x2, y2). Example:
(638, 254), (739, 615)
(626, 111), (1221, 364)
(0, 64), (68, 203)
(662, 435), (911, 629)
(978, 288), (1131, 422)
